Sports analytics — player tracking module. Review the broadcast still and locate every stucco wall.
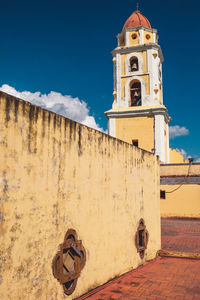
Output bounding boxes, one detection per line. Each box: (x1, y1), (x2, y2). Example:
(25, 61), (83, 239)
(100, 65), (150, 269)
(169, 148), (188, 163)
(115, 116), (154, 152)
(160, 163), (200, 178)
(160, 163), (200, 218)
(0, 92), (160, 300)
(160, 184), (200, 218)
(160, 151), (200, 218)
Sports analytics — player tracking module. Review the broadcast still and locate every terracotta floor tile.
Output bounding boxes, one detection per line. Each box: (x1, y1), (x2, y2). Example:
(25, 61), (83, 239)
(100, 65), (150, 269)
(77, 218), (200, 300)
(77, 258), (200, 300)
(161, 218), (200, 253)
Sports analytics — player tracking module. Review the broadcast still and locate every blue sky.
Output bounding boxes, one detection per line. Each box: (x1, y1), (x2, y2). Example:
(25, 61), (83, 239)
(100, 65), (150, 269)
(0, 0), (199, 160)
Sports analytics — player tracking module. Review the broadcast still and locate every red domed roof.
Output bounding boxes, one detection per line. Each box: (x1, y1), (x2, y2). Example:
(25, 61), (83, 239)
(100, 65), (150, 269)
(123, 10), (151, 31)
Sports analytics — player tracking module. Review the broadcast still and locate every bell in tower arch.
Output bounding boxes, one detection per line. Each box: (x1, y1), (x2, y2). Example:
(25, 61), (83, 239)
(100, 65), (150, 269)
(130, 57), (139, 72)
(132, 63), (138, 71)
(130, 81), (141, 107)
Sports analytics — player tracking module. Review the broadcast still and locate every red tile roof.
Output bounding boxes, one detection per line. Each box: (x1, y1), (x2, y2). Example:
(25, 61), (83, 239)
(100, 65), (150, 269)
(123, 10), (151, 31)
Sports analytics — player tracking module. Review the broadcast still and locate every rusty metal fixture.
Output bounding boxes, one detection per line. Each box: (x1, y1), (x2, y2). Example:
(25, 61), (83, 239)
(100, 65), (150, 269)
(52, 229), (86, 295)
(135, 219), (149, 259)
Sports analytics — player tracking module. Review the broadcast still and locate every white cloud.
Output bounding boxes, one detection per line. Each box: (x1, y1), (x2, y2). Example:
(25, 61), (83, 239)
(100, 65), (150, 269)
(175, 148), (199, 162)
(169, 125), (189, 139)
(0, 84), (104, 132)
(176, 148), (187, 159)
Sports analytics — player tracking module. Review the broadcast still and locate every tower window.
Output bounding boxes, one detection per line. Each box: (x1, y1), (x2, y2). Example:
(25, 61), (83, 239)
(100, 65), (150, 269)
(130, 81), (141, 106)
(160, 190), (166, 199)
(132, 139), (138, 147)
(132, 33), (137, 40)
(130, 57), (138, 72)
(146, 34), (151, 40)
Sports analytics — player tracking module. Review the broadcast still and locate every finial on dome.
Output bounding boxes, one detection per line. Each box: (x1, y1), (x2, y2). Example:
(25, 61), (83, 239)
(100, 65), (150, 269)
(136, 2), (139, 11)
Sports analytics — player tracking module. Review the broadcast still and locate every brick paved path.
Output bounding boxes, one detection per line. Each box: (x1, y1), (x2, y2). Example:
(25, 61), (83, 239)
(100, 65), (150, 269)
(77, 257), (200, 299)
(161, 218), (200, 253)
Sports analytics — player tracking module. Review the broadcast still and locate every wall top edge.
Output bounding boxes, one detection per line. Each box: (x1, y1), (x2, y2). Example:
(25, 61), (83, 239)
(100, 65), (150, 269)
(0, 91), (105, 135)
(0, 91), (160, 156)
(105, 106), (171, 123)
(161, 163), (200, 166)
(105, 105), (169, 114)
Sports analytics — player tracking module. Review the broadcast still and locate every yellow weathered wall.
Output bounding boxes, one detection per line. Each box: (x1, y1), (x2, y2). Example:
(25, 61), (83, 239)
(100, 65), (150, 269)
(160, 162), (200, 218)
(160, 164), (200, 178)
(160, 184), (200, 218)
(169, 148), (188, 163)
(0, 92), (160, 300)
(115, 116), (154, 152)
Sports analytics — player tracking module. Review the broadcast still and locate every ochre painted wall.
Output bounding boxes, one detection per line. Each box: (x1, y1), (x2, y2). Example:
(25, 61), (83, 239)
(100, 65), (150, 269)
(160, 164), (200, 178)
(160, 152), (200, 218)
(0, 92), (160, 300)
(160, 184), (200, 218)
(169, 148), (188, 163)
(115, 116), (154, 152)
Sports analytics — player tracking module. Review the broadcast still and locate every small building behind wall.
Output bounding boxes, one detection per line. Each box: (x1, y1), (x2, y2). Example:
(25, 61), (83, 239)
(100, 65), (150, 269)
(0, 91), (161, 299)
(160, 160), (200, 218)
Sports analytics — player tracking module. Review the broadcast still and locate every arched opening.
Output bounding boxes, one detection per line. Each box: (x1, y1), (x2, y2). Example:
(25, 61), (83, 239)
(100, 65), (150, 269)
(130, 80), (141, 106)
(130, 57), (138, 72)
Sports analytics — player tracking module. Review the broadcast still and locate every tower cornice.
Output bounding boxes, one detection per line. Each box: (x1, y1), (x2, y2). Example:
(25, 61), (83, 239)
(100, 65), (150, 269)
(122, 26), (157, 33)
(111, 44), (164, 62)
(105, 106), (171, 124)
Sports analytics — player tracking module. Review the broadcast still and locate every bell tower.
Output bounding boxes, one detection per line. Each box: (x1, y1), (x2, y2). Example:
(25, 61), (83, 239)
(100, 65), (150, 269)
(105, 10), (171, 163)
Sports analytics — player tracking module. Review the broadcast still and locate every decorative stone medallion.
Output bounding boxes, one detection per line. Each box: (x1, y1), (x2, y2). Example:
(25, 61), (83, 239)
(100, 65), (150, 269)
(135, 218), (149, 259)
(52, 229), (86, 295)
